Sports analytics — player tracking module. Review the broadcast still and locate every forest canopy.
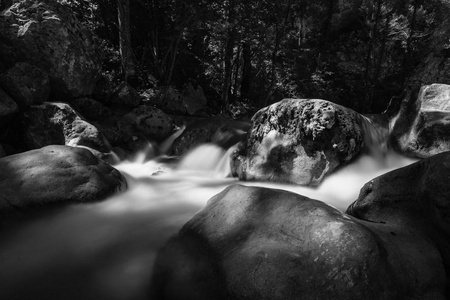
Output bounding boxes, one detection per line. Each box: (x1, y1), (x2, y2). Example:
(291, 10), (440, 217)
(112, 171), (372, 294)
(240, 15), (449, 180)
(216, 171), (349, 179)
(59, 0), (450, 115)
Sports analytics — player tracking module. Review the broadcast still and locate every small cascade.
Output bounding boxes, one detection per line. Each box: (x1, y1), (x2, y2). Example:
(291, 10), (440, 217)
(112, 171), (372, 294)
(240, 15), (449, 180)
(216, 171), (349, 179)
(0, 133), (417, 299)
(360, 115), (390, 160)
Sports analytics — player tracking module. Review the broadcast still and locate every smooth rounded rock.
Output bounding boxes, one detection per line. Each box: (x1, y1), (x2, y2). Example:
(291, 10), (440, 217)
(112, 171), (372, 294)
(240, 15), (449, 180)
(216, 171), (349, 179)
(151, 182), (448, 300)
(0, 145), (126, 213)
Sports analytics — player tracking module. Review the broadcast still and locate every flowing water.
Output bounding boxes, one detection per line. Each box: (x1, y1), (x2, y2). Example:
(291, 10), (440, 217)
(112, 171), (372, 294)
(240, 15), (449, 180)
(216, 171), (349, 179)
(0, 129), (416, 300)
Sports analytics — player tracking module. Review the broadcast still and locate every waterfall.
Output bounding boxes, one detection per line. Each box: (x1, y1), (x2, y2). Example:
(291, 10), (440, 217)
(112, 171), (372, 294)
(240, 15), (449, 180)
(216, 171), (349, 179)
(0, 125), (417, 300)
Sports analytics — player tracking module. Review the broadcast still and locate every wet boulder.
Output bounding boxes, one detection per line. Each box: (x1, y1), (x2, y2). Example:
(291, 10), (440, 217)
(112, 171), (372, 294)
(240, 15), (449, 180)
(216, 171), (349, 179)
(0, 145), (126, 214)
(151, 174), (448, 300)
(391, 84), (450, 158)
(231, 99), (365, 186)
(124, 104), (173, 142)
(0, 0), (101, 99)
(22, 102), (111, 154)
(0, 62), (50, 109)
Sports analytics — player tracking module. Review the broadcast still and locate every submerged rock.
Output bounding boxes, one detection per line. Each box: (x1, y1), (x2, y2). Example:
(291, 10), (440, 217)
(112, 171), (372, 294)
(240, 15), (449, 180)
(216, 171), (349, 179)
(231, 99), (365, 186)
(151, 151), (450, 299)
(0, 145), (126, 214)
(391, 84), (450, 158)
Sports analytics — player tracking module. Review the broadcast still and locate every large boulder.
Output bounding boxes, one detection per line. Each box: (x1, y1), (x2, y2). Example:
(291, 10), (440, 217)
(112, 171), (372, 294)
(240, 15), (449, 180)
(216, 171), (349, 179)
(0, 0), (101, 99)
(0, 145), (126, 214)
(0, 62), (50, 109)
(151, 151), (450, 299)
(390, 84), (450, 158)
(22, 102), (111, 153)
(231, 99), (365, 186)
(123, 104), (173, 142)
(0, 87), (18, 127)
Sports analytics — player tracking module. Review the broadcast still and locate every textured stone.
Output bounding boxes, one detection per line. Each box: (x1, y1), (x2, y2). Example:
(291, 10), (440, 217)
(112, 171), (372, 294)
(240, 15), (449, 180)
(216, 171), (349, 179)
(390, 84), (450, 158)
(231, 99), (365, 186)
(151, 180), (448, 300)
(124, 104), (173, 142)
(71, 97), (111, 121)
(22, 102), (110, 153)
(0, 0), (102, 99)
(0, 87), (18, 127)
(110, 81), (142, 109)
(0, 62), (50, 109)
(0, 145), (126, 213)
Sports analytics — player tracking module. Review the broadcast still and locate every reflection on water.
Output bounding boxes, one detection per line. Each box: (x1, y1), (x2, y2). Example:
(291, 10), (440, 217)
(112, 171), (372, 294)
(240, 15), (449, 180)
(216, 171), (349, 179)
(0, 143), (416, 300)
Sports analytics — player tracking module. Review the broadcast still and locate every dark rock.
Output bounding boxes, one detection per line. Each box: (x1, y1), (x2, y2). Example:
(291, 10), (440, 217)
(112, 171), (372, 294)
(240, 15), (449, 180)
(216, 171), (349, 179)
(0, 144), (5, 158)
(124, 104), (173, 142)
(0, 62), (50, 109)
(144, 84), (208, 116)
(22, 102), (110, 153)
(111, 81), (142, 109)
(71, 97), (112, 121)
(231, 99), (365, 186)
(151, 180), (448, 299)
(92, 74), (113, 105)
(390, 84), (450, 158)
(172, 118), (250, 156)
(0, 87), (18, 127)
(0, 0), (102, 99)
(0, 145), (126, 214)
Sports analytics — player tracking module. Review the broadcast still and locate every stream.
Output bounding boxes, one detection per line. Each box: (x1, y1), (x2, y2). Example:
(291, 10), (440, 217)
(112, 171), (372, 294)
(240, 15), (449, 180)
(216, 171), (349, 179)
(0, 141), (416, 300)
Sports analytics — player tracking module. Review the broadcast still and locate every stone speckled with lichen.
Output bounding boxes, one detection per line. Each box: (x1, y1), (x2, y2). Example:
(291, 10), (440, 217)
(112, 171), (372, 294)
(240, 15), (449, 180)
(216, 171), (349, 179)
(231, 99), (365, 186)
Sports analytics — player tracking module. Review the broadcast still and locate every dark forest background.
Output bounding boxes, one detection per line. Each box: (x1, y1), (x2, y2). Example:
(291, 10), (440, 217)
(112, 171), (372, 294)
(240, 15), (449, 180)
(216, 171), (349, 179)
(54, 0), (450, 116)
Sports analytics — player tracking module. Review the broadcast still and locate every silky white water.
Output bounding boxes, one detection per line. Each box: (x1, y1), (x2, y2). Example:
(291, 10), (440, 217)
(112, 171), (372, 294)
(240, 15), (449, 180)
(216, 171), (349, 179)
(0, 142), (416, 300)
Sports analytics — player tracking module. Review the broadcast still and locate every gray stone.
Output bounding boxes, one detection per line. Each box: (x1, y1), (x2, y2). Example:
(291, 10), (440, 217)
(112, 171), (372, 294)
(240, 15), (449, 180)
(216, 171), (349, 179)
(0, 145), (126, 213)
(151, 171), (449, 300)
(390, 84), (450, 157)
(0, 62), (50, 109)
(22, 102), (110, 153)
(231, 99), (365, 186)
(0, 87), (18, 127)
(0, 0), (102, 99)
(124, 104), (173, 142)
(111, 81), (142, 109)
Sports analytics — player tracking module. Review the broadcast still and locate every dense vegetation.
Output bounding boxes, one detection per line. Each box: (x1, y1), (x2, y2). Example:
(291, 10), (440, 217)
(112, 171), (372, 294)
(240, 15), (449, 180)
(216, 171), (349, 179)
(61, 0), (450, 115)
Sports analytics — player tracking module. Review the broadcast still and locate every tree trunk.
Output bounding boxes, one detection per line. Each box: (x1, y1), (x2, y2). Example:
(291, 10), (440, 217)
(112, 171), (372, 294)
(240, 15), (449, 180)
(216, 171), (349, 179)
(363, 0), (382, 113)
(240, 42), (251, 102)
(402, 0), (419, 87)
(117, 0), (136, 84)
(221, 0), (236, 113)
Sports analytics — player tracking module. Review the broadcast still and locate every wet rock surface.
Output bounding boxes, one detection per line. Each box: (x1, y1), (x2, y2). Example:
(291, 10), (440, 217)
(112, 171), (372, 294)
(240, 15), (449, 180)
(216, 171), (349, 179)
(231, 99), (365, 186)
(0, 145), (126, 214)
(151, 151), (450, 299)
(391, 84), (450, 158)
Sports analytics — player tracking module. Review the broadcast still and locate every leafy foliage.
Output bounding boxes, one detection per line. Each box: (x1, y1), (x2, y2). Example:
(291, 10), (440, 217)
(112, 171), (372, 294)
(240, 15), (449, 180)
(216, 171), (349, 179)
(60, 0), (450, 114)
